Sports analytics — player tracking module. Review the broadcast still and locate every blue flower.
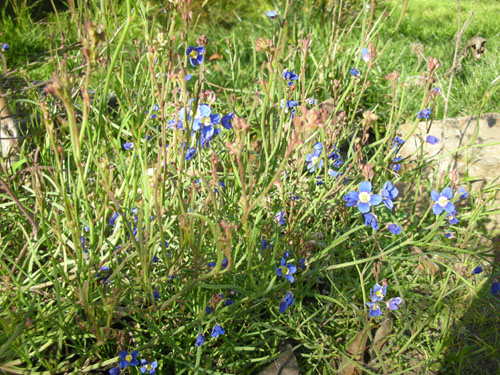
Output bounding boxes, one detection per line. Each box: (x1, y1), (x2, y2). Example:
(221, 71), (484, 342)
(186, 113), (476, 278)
(426, 135), (440, 144)
(153, 290), (160, 300)
(490, 281), (500, 296)
(211, 325), (225, 338)
(431, 187), (455, 215)
(283, 251), (290, 259)
(225, 299), (234, 306)
(417, 108), (431, 119)
(109, 212), (120, 227)
(306, 98), (318, 106)
(282, 70), (299, 86)
(361, 48), (372, 63)
(276, 211), (286, 226)
(95, 266), (112, 285)
(286, 100), (299, 109)
(118, 350), (139, 369)
(328, 169), (341, 179)
(168, 119), (183, 129)
(350, 67), (359, 77)
(186, 46), (204, 67)
(472, 266), (483, 275)
(109, 367), (120, 375)
(393, 136), (405, 147)
(195, 333), (205, 346)
(446, 211), (459, 225)
(185, 147), (196, 161)
(207, 257), (228, 270)
(369, 283), (387, 302)
(343, 181), (382, 213)
(205, 306), (212, 314)
(277, 257), (297, 283)
(140, 360), (158, 374)
(298, 257), (307, 269)
(388, 223), (402, 235)
(386, 297), (403, 310)
(364, 213), (379, 230)
(1, 43), (9, 51)
(221, 112), (234, 129)
(192, 104), (220, 131)
(265, 10), (277, 19)
(381, 181), (399, 210)
(305, 142), (324, 172)
(456, 187), (468, 199)
(390, 156), (402, 171)
(123, 142), (134, 150)
(366, 302), (382, 318)
(279, 292), (294, 313)
(444, 230), (453, 239)
(185, 74), (192, 81)
(328, 147), (344, 168)
(261, 239), (269, 250)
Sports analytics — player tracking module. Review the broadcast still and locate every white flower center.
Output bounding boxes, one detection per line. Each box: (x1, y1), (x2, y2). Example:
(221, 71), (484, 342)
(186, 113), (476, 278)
(359, 192), (371, 203)
(311, 156), (319, 164)
(282, 266), (289, 275)
(189, 50), (198, 58)
(437, 196), (448, 207)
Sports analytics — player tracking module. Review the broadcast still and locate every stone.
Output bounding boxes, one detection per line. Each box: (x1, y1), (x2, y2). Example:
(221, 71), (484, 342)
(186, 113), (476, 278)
(0, 83), (20, 167)
(398, 113), (500, 234)
(259, 344), (299, 375)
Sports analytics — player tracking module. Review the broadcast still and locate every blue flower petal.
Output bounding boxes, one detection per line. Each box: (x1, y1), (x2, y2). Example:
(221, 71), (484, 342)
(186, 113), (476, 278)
(444, 202), (455, 213)
(359, 181), (372, 193)
(198, 104), (211, 117)
(441, 187), (453, 199)
(357, 202), (370, 213)
(370, 194), (382, 206)
(431, 190), (441, 201)
(432, 203), (444, 215)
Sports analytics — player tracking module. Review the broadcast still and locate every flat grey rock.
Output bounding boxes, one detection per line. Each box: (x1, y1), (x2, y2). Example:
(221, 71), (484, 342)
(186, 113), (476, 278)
(259, 344), (299, 375)
(398, 113), (500, 234)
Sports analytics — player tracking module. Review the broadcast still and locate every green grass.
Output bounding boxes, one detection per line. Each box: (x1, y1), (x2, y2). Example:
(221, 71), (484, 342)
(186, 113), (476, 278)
(379, 0), (500, 118)
(0, 0), (499, 374)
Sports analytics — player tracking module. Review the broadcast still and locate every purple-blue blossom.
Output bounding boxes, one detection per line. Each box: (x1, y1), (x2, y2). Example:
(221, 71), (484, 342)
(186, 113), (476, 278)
(426, 135), (440, 144)
(417, 108), (431, 119)
(277, 257), (297, 283)
(431, 187), (455, 215)
(195, 333), (205, 346)
(186, 46), (204, 67)
(279, 292), (294, 313)
(211, 325), (225, 338)
(388, 223), (402, 235)
(381, 181), (399, 210)
(276, 211), (286, 226)
(343, 181), (382, 213)
(364, 213), (379, 230)
(265, 10), (277, 19)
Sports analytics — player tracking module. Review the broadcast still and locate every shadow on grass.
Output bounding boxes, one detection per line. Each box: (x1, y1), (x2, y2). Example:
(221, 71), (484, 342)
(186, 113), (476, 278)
(437, 239), (500, 375)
